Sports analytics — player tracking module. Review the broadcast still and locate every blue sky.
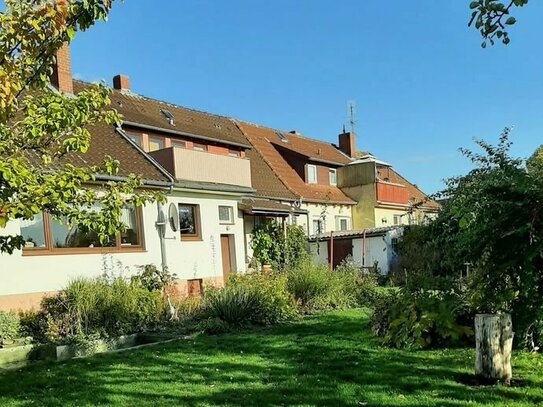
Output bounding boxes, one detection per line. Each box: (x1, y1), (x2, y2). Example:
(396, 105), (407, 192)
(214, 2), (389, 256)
(71, 0), (542, 194)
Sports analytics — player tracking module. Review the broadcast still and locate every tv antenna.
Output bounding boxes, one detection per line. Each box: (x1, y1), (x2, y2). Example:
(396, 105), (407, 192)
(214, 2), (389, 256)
(347, 100), (356, 134)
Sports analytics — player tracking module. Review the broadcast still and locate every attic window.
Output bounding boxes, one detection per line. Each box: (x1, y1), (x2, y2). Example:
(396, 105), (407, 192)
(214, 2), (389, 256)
(275, 132), (288, 143)
(160, 109), (175, 126)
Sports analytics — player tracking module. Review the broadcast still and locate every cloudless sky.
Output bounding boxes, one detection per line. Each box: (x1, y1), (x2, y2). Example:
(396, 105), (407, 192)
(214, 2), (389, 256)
(70, 0), (542, 194)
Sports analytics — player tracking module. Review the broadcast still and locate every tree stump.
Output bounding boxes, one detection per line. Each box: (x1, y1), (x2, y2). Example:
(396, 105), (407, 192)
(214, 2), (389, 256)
(475, 313), (513, 383)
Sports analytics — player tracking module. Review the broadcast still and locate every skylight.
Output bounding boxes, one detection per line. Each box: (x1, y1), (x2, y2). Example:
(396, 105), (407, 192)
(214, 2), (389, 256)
(160, 109), (175, 126)
(275, 132), (288, 143)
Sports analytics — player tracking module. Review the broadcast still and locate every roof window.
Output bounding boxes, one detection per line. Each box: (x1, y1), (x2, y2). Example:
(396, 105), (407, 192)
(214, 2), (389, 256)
(160, 109), (175, 126)
(275, 132), (288, 143)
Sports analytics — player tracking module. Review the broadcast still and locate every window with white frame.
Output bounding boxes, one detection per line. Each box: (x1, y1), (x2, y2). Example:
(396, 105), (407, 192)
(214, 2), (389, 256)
(218, 205), (234, 224)
(307, 164), (317, 184)
(336, 216), (350, 231)
(393, 214), (403, 225)
(329, 168), (337, 185)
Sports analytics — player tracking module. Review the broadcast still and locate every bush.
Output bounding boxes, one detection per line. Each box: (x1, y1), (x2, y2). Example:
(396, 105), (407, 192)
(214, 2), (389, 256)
(21, 276), (167, 344)
(370, 287), (474, 349)
(0, 311), (20, 343)
(335, 256), (380, 307)
(200, 272), (295, 327)
(286, 259), (357, 312)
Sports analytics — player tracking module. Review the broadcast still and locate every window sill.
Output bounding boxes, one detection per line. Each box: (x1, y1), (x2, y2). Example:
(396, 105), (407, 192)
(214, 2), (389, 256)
(180, 236), (203, 242)
(22, 247), (146, 256)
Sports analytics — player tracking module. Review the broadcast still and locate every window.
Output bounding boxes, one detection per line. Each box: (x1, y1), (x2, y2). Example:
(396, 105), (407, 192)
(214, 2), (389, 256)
(307, 164), (317, 184)
(227, 149), (240, 157)
(312, 219), (323, 234)
(160, 109), (175, 125)
(218, 206), (234, 224)
(21, 204), (143, 254)
(193, 142), (207, 152)
(275, 132), (288, 143)
(329, 168), (337, 186)
(393, 214), (403, 225)
(148, 137), (164, 152)
(336, 217), (350, 231)
(171, 139), (186, 149)
(291, 214), (298, 225)
(127, 133), (142, 148)
(178, 204), (201, 240)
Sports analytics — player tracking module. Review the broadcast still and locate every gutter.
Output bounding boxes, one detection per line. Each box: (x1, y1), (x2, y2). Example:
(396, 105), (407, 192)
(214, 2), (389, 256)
(122, 120), (252, 150)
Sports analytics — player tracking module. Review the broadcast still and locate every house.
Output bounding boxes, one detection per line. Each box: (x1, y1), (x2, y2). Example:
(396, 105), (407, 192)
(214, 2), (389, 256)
(0, 48), (253, 310)
(308, 226), (403, 273)
(338, 154), (440, 229)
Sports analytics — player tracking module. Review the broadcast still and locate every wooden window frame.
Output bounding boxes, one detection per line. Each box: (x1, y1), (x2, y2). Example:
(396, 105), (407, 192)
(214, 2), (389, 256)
(178, 203), (202, 241)
(218, 205), (234, 225)
(22, 206), (145, 256)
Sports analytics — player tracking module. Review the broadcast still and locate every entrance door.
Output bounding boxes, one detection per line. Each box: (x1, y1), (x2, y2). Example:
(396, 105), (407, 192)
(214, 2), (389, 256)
(220, 234), (233, 281)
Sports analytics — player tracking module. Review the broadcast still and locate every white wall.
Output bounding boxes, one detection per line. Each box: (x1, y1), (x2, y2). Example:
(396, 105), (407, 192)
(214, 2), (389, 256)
(0, 190), (246, 297)
(295, 202), (352, 235)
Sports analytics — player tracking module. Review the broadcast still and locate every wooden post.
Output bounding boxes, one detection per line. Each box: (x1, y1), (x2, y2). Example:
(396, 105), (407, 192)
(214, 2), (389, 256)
(329, 231), (334, 271)
(475, 313), (513, 383)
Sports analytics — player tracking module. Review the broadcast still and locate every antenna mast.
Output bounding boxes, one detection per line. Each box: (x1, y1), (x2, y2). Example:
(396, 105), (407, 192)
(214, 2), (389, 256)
(347, 100), (356, 134)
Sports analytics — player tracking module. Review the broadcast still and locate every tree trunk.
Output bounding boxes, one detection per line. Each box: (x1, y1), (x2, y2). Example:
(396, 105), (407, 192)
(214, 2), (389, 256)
(475, 313), (513, 383)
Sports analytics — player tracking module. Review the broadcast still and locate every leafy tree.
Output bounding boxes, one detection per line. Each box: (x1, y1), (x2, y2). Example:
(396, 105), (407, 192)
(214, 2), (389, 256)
(468, 0), (529, 47)
(0, 0), (162, 254)
(251, 220), (284, 267)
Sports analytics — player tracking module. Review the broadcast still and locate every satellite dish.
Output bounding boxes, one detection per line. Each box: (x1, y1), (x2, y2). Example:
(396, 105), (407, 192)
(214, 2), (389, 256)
(168, 202), (179, 232)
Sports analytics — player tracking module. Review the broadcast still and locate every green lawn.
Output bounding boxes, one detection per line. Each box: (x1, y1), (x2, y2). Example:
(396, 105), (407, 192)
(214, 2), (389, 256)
(0, 310), (542, 406)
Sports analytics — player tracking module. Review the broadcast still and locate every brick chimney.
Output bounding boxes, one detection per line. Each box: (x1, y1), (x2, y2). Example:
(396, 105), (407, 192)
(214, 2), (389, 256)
(113, 74), (130, 91)
(338, 131), (355, 157)
(51, 43), (73, 94)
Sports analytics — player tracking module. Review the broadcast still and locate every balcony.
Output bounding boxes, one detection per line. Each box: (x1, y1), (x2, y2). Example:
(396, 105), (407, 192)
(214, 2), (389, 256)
(150, 147), (252, 187)
(376, 181), (408, 205)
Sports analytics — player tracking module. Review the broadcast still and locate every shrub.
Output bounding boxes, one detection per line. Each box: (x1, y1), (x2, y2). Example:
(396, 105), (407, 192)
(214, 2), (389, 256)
(371, 287), (474, 349)
(200, 272), (296, 327)
(132, 264), (177, 292)
(22, 276), (167, 344)
(251, 220), (284, 267)
(335, 256), (380, 307)
(0, 311), (20, 343)
(286, 259), (356, 312)
(284, 225), (309, 268)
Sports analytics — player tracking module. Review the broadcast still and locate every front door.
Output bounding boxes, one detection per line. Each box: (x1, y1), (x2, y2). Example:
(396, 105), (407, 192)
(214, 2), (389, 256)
(220, 234), (233, 281)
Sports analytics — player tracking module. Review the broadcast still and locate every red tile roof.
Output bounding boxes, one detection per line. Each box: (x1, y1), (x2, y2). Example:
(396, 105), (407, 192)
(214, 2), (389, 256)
(235, 121), (355, 204)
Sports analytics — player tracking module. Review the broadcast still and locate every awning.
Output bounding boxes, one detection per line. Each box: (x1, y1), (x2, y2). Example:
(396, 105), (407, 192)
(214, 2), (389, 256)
(239, 199), (307, 217)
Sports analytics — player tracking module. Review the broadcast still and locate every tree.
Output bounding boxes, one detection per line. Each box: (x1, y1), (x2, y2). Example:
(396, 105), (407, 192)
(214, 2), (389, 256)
(468, 0), (529, 47)
(0, 1), (162, 254)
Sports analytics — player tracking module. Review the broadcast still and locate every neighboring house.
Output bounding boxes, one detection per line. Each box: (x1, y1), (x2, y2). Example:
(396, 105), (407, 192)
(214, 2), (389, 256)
(308, 226), (403, 274)
(339, 154), (440, 229)
(234, 122), (356, 237)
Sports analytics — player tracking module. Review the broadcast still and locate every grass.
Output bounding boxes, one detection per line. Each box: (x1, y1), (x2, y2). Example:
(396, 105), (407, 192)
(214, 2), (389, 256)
(0, 310), (542, 406)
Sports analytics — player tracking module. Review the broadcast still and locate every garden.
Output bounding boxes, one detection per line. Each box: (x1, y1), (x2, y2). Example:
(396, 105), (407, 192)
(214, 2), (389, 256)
(1, 133), (542, 405)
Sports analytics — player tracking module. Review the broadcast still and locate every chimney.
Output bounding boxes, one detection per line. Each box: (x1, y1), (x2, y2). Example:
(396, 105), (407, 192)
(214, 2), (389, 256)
(338, 131), (355, 157)
(113, 74), (130, 91)
(51, 43), (73, 94)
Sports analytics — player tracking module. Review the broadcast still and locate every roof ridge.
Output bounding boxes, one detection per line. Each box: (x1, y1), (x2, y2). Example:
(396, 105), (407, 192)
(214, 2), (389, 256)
(232, 119), (300, 200)
(234, 118), (341, 150)
(73, 79), (234, 122)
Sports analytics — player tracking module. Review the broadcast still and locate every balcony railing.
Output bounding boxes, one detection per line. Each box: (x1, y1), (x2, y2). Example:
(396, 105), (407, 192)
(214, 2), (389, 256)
(376, 181), (408, 205)
(150, 147), (252, 187)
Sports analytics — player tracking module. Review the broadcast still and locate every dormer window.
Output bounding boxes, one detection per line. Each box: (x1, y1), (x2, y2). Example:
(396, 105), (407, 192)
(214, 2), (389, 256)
(160, 109), (175, 126)
(307, 164), (317, 184)
(329, 169), (337, 186)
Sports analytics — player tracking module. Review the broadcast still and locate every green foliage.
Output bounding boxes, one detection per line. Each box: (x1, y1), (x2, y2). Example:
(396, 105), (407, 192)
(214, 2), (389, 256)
(0, 0), (162, 254)
(200, 272), (296, 327)
(371, 288), (474, 350)
(285, 259), (359, 312)
(284, 225), (309, 268)
(468, 0), (528, 47)
(21, 276), (166, 344)
(0, 311), (20, 343)
(132, 264), (177, 292)
(335, 256), (380, 306)
(250, 220), (284, 267)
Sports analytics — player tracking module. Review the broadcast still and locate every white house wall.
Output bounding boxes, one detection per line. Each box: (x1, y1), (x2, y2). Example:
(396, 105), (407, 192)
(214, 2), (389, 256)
(0, 190), (246, 309)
